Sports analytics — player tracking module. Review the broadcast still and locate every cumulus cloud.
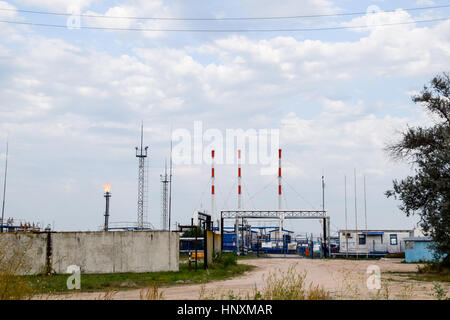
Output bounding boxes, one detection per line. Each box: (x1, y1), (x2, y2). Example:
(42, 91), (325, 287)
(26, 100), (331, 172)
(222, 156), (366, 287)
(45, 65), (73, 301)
(82, 0), (174, 38)
(1, 3), (447, 230)
(14, 0), (93, 11)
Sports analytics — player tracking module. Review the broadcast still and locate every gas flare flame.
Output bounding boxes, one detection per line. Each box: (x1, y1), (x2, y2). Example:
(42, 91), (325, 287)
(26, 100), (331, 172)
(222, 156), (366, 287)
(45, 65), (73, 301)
(103, 183), (111, 193)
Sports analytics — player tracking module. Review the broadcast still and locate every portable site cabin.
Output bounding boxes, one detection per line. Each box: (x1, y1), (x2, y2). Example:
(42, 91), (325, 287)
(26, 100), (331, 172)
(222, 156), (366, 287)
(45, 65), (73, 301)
(404, 237), (442, 263)
(338, 229), (414, 256)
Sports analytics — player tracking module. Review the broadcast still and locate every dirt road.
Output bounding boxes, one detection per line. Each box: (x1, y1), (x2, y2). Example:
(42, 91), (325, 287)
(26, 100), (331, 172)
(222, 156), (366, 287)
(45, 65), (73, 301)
(49, 258), (446, 300)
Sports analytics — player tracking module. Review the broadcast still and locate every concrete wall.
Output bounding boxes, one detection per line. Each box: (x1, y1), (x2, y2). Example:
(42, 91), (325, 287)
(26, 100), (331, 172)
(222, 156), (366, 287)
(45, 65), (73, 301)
(0, 230), (179, 274)
(0, 232), (49, 275)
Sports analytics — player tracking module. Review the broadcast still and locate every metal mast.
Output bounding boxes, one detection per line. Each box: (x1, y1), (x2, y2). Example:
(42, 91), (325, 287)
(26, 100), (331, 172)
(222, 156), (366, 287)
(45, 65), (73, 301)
(278, 149), (282, 210)
(160, 160), (169, 230)
(1, 140), (8, 233)
(168, 137), (173, 231)
(211, 150), (215, 226)
(344, 175), (348, 258)
(354, 168), (358, 258)
(237, 149), (242, 209)
(135, 122), (148, 230)
(364, 175), (368, 258)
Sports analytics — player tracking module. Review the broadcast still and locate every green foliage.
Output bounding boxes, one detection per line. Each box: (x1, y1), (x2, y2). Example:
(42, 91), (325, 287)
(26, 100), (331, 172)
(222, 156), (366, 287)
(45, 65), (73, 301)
(385, 72), (450, 265)
(430, 282), (448, 300)
(213, 252), (237, 268)
(181, 224), (203, 237)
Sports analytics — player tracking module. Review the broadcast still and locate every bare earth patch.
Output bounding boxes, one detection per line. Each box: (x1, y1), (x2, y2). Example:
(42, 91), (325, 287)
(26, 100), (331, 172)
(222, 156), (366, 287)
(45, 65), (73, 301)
(41, 258), (449, 300)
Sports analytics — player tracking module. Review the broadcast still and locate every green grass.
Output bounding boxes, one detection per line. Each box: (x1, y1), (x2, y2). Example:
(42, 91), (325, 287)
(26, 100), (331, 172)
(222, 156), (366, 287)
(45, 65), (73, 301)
(410, 273), (450, 282)
(25, 259), (254, 295)
(386, 269), (450, 283)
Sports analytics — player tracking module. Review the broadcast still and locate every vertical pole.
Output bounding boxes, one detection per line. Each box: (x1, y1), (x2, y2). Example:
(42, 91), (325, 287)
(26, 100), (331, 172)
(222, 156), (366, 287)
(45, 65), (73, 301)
(194, 223), (198, 271)
(235, 218), (239, 255)
(327, 217), (331, 258)
(344, 175), (348, 258)
(322, 174), (326, 257)
(220, 214), (224, 254)
(211, 150), (215, 229)
(354, 168), (359, 258)
(322, 174), (325, 212)
(278, 149), (282, 210)
(241, 218), (244, 254)
(238, 149), (242, 209)
(203, 221), (207, 269)
(323, 217), (326, 258)
(1, 140), (8, 233)
(364, 175), (368, 258)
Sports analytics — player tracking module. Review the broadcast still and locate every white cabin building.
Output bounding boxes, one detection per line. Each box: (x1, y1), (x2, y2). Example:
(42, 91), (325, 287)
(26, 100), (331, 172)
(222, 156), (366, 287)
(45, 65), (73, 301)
(339, 229), (414, 255)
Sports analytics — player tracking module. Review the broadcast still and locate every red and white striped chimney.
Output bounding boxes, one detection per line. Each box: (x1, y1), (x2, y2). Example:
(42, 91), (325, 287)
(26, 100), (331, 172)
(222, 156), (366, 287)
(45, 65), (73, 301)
(238, 149), (242, 209)
(278, 149), (282, 210)
(211, 150), (215, 224)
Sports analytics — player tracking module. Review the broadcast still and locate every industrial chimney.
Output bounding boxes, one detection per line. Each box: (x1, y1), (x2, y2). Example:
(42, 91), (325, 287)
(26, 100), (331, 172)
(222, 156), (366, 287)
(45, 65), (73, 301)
(103, 183), (111, 231)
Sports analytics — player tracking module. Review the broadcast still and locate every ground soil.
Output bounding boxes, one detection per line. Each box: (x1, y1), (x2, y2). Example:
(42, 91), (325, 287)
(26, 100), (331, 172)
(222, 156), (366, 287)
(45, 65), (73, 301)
(42, 257), (448, 300)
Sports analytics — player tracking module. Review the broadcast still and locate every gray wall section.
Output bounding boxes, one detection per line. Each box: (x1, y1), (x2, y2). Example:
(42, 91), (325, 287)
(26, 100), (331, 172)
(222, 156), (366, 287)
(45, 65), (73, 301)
(0, 231), (179, 274)
(0, 232), (48, 275)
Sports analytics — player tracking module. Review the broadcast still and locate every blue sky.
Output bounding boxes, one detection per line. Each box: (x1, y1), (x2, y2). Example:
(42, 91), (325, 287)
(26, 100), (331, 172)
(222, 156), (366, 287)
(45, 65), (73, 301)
(0, 0), (449, 235)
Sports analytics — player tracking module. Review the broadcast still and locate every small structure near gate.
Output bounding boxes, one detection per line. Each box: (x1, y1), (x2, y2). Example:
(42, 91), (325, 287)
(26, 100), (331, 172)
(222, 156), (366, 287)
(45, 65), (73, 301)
(404, 237), (446, 263)
(178, 211), (221, 270)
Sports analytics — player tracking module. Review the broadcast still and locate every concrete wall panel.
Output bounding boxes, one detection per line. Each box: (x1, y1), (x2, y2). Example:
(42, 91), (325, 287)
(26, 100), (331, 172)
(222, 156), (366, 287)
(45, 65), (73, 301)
(0, 230), (179, 274)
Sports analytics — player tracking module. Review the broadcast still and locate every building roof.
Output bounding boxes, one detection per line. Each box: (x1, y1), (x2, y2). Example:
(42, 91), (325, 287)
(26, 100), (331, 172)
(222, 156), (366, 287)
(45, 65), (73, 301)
(339, 229), (412, 233)
(404, 236), (432, 242)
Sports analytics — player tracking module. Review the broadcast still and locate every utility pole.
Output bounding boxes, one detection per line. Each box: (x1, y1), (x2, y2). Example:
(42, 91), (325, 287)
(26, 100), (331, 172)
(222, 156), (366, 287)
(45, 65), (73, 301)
(364, 175), (368, 258)
(354, 168), (358, 258)
(322, 174), (326, 258)
(1, 140), (8, 233)
(344, 175), (348, 258)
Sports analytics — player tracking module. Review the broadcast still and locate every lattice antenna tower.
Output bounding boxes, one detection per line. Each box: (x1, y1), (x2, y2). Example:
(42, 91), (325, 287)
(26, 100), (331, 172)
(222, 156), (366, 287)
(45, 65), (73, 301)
(135, 122), (149, 230)
(160, 160), (170, 230)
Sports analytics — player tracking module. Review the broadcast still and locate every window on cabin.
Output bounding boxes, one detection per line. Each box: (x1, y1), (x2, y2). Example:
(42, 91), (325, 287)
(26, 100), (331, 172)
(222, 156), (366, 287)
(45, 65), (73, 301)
(359, 234), (366, 245)
(406, 241), (414, 250)
(390, 234), (398, 245)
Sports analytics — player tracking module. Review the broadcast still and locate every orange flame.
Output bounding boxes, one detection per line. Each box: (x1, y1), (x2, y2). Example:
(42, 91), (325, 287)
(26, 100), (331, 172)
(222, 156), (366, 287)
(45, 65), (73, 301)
(103, 183), (111, 193)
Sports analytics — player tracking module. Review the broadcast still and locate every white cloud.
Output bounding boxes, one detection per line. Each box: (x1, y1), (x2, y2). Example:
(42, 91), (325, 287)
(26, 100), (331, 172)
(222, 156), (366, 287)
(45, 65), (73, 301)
(83, 0), (173, 38)
(1, 5), (446, 230)
(416, 0), (435, 6)
(14, 0), (93, 11)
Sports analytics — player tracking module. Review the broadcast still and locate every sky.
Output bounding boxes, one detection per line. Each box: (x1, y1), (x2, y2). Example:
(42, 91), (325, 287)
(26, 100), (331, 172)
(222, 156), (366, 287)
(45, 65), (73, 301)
(0, 0), (449, 235)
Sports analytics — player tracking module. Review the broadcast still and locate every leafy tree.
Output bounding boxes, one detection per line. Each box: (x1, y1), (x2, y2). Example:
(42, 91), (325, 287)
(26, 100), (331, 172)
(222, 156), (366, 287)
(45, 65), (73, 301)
(181, 224), (203, 237)
(385, 72), (450, 266)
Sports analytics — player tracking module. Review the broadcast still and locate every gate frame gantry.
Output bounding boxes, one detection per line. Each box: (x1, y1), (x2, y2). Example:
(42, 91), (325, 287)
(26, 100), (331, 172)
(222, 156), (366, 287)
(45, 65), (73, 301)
(220, 210), (331, 257)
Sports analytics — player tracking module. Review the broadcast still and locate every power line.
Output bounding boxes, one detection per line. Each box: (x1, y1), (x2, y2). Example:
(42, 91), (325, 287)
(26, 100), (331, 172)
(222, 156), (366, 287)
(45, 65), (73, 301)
(0, 17), (447, 32)
(0, 4), (448, 21)
(284, 179), (318, 210)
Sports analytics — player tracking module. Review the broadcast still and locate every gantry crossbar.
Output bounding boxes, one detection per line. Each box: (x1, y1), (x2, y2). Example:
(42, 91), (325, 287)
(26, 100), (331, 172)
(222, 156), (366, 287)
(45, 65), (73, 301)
(220, 210), (327, 219)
